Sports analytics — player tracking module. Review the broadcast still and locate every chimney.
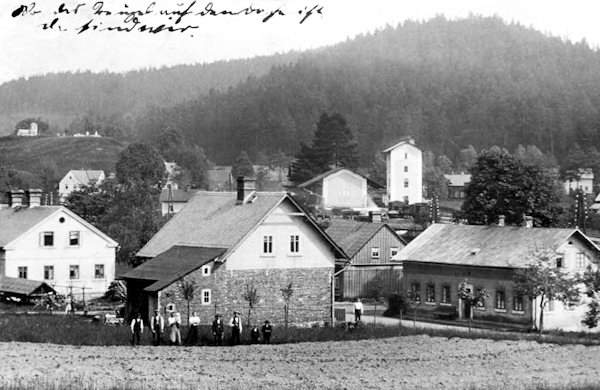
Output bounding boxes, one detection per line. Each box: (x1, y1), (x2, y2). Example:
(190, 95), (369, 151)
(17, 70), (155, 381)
(524, 215), (533, 229)
(28, 189), (43, 208)
(370, 210), (382, 223)
(236, 176), (256, 205)
(498, 215), (505, 227)
(10, 190), (24, 208)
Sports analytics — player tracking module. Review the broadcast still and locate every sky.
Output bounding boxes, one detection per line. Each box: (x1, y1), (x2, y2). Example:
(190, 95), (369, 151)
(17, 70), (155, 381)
(1, 0), (599, 84)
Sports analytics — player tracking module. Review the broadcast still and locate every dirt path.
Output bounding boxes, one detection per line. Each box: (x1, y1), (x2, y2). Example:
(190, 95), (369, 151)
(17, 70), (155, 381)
(1, 336), (598, 389)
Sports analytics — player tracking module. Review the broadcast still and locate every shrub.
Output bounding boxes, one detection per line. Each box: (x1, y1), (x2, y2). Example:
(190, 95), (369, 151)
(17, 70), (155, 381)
(383, 294), (408, 317)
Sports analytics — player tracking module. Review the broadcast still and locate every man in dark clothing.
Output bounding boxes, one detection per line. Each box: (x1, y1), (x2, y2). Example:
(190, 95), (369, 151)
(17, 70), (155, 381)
(130, 313), (144, 346)
(250, 325), (260, 344)
(212, 314), (224, 346)
(150, 309), (164, 346)
(261, 320), (272, 344)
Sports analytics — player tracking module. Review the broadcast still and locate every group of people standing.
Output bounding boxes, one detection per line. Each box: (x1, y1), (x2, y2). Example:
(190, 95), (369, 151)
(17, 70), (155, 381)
(130, 310), (273, 346)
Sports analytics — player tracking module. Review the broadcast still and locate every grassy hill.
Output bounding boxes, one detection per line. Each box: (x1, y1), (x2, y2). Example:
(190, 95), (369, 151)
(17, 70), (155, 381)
(0, 135), (125, 177)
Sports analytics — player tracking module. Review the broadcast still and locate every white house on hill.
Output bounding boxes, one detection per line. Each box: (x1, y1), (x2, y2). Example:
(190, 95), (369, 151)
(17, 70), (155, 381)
(383, 137), (423, 205)
(16, 122), (38, 137)
(564, 168), (594, 195)
(0, 190), (118, 299)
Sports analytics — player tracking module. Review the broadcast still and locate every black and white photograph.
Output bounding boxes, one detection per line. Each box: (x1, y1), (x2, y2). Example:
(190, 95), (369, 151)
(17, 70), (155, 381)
(1, 0), (600, 388)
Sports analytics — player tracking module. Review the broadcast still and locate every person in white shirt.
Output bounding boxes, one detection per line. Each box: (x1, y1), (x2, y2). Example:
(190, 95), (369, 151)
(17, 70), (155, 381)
(150, 310), (164, 346)
(130, 313), (144, 346)
(354, 298), (364, 322)
(167, 312), (181, 345)
(229, 312), (242, 345)
(186, 311), (201, 345)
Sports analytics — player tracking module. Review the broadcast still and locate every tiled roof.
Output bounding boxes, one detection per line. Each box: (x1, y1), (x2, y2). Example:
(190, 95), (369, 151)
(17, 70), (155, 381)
(395, 223), (597, 268)
(382, 137), (419, 153)
(122, 246), (226, 292)
(67, 170), (105, 185)
(325, 219), (395, 258)
(297, 168), (383, 190)
(0, 206), (60, 247)
(137, 191), (288, 258)
(159, 188), (199, 203)
(0, 276), (56, 296)
(444, 174), (471, 186)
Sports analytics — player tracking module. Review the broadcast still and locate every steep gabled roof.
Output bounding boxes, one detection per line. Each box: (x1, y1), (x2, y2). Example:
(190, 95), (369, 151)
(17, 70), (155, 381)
(395, 223), (599, 268)
(297, 168), (383, 190)
(65, 170), (105, 185)
(159, 188), (199, 203)
(0, 276), (56, 296)
(122, 246), (226, 292)
(382, 137), (420, 154)
(0, 206), (118, 249)
(325, 219), (404, 259)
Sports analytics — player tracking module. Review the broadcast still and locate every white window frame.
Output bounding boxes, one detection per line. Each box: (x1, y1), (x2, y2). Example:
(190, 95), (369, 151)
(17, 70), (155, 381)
(495, 289), (506, 311)
(404, 166), (408, 173)
(289, 235), (300, 254)
(404, 179), (409, 188)
(201, 264), (211, 276)
(390, 247), (399, 258)
(69, 265), (80, 280)
(41, 231), (54, 247)
(44, 265), (54, 280)
(201, 289), (211, 305)
(69, 231), (81, 247)
(18, 266), (27, 279)
(425, 284), (435, 304)
(441, 285), (451, 304)
(512, 292), (524, 313)
(262, 235), (273, 255)
(576, 253), (587, 269)
(371, 247), (380, 259)
(94, 264), (105, 279)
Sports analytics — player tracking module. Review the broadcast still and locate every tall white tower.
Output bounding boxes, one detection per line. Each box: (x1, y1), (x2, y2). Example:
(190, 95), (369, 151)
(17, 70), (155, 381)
(382, 137), (423, 205)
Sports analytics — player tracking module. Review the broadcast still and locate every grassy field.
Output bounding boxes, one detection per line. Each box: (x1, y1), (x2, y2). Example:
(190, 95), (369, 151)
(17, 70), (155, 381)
(0, 135), (125, 176)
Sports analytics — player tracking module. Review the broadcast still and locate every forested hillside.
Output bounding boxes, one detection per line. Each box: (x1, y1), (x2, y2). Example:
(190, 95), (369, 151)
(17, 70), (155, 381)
(137, 16), (600, 166)
(0, 52), (300, 135)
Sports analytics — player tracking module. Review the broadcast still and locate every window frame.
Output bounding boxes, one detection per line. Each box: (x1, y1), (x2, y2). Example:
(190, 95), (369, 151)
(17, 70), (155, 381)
(41, 231), (54, 247)
(201, 264), (211, 276)
(495, 289), (506, 311)
(289, 235), (300, 254)
(371, 247), (380, 259)
(512, 292), (524, 313)
(403, 179), (409, 188)
(576, 252), (586, 269)
(425, 283), (436, 304)
(69, 231), (81, 247)
(69, 265), (80, 280)
(201, 289), (211, 305)
(390, 247), (399, 258)
(18, 266), (27, 279)
(44, 265), (54, 280)
(410, 281), (421, 303)
(441, 285), (451, 304)
(262, 235), (273, 255)
(94, 264), (105, 279)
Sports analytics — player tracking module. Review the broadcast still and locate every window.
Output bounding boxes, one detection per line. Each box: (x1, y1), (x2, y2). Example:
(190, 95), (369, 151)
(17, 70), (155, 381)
(202, 289), (211, 305)
(576, 253), (587, 268)
(548, 299), (555, 311)
(512, 293), (524, 312)
(475, 288), (485, 308)
(41, 232), (54, 247)
(404, 152), (408, 159)
(426, 284), (435, 303)
(371, 247), (380, 259)
(495, 289), (506, 310)
(410, 282), (421, 302)
(290, 235), (300, 253)
(201, 264), (211, 276)
(44, 266), (54, 280)
(18, 266), (27, 279)
(556, 255), (563, 268)
(262, 235), (273, 254)
(166, 303), (176, 312)
(69, 265), (80, 280)
(69, 231), (80, 246)
(403, 179), (409, 188)
(441, 285), (451, 304)
(390, 247), (399, 258)
(94, 264), (105, 279)
(404, 166), (408, 173)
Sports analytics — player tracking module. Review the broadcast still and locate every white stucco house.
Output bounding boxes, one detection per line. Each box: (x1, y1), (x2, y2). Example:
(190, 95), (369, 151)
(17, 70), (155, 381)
(0, 190), (118, 299)
(59, 170), (106, 202)
(297, 168), (380, 211)
(564, 168), (594, 195)
(383, 137), (423, 205)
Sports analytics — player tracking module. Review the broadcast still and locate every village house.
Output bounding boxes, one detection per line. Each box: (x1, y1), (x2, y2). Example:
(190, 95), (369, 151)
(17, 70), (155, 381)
(564, 168), (594, 195)
(123, 178), (348, 325)
(296, 167), (382, 212)
(0, 190), (118, 299)
(16, 122), (38, 137)
(383, 137), (423, 205)
(394, 219), (600, 332)
(324, 217), (406, 299)
(444, 173), (471, 200)
(159, 186), (198, 216)
(58, 170), (106, 203)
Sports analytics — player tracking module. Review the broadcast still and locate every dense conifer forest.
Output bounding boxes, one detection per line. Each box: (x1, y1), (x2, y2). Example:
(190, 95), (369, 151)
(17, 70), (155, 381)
(3, 16), (600, 169)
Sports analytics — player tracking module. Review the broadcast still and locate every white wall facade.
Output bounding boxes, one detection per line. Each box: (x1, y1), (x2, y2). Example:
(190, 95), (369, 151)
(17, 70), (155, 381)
(385, 141), (423, 204)
(322, 170), (367, 209)
(226, 201), (335, 271)
(59, 171), (106, 201)
(564, 175), (594, 195)
(3, 209), (117, 298)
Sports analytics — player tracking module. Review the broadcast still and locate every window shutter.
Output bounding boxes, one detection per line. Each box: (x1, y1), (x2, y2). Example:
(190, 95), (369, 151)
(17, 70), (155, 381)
(39, 232), (44, 246)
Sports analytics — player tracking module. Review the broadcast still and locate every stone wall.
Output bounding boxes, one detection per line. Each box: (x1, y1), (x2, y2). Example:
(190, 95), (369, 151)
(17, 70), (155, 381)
(160, 263), (333, 327)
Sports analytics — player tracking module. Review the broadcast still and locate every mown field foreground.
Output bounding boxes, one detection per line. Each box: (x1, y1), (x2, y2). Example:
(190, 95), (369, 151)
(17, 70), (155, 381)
(1, 335), (599, 390)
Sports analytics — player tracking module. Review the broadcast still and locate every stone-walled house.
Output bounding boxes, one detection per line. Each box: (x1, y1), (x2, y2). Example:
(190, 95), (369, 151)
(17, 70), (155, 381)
(394, 222), (600, 332)
(123, 178), (348, 326)
(0, 189), (118, 299)
(325, 219), (406, 299)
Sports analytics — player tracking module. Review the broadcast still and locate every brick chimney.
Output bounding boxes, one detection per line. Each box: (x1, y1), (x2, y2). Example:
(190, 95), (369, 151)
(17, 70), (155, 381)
(236, 176), (256, 205)
(10, 190), (24, 208)
(498, 215), (505, 227)
(28, 189), (43, 208)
